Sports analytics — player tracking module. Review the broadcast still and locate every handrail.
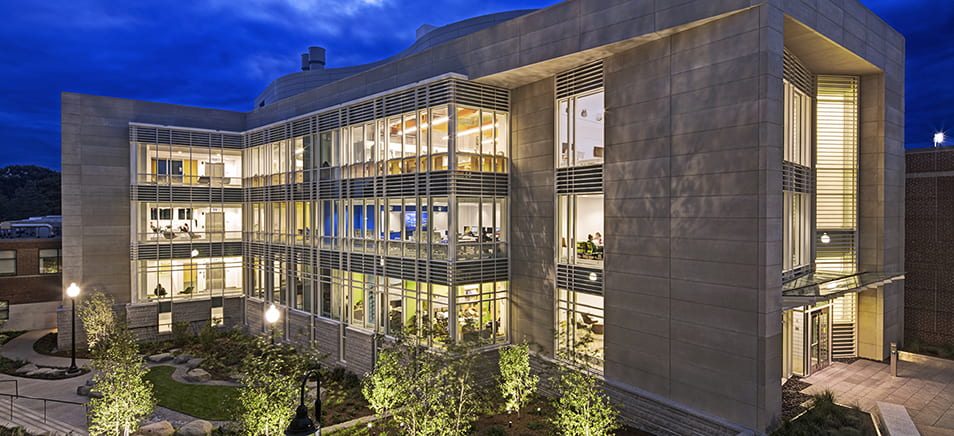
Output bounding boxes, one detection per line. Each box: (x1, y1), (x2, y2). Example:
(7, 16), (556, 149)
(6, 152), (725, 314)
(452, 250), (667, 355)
(0, 379), (18, 397)
(0, 390), (89, 428)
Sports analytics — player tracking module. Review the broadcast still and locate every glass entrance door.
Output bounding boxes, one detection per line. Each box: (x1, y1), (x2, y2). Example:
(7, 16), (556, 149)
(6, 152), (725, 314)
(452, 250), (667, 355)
(809, 307), (831, 374)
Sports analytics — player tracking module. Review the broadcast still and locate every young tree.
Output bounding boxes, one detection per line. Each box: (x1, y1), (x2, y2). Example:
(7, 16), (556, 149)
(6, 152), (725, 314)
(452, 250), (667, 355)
(236, 338), (312, 436)
(498, 341), (537, 416)
(550, 368), (620, 436)
(76, 291), (116, 348)
(363, 338), (486, 436)
(78, 292), (156, 436)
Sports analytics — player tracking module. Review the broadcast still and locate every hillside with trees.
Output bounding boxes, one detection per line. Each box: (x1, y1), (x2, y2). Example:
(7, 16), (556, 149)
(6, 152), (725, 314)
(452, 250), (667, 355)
(0, 165), (60, 222)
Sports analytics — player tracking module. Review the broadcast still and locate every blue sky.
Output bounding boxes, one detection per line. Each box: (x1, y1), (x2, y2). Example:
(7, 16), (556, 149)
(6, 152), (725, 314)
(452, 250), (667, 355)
(0, 0), (949, 170)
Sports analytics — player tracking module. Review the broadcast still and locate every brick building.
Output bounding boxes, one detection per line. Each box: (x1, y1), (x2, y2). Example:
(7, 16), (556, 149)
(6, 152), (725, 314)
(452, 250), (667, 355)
(0, 216), (62, 330)
(905, 147), (954, 346)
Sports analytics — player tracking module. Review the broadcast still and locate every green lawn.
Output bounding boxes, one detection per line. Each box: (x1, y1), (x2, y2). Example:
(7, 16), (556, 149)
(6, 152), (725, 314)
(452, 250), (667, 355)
(146, 365), (238, 421)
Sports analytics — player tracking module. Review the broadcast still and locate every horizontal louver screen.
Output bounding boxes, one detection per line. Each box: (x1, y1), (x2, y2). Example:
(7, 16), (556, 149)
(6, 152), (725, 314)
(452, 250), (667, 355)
(815, 75), (859, 273)
(556, 264), (603, 295)
(556, 164), (603, 194)
(783, 48), (814, 96)
(782, 161), (815, 194)
(130, 126), (243, 150)
(556, 61), (603, 100)
(246, 77), (509, 142)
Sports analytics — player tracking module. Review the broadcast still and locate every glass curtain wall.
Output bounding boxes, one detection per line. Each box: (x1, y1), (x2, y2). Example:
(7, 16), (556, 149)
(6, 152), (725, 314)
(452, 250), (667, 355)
(238, 100), (510, 347)
(136, 142), (241, 187)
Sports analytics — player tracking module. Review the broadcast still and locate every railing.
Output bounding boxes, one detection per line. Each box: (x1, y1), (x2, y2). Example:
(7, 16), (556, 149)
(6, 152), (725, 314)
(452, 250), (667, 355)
(0, 378), (89, 428)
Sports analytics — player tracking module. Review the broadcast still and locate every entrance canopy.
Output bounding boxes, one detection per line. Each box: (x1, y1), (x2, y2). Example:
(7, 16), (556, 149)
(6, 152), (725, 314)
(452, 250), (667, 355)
(782, 271), (905, 308)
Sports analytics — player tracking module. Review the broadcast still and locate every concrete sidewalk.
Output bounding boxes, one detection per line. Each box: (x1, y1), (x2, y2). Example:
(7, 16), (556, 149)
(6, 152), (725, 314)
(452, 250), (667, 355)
(0, 329), (91, 431)
(802, 358), (954, 432)
(2, 329), (90, 368)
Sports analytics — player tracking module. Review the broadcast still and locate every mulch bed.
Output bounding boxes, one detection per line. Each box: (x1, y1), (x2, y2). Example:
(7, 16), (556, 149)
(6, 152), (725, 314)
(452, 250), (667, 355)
(781, 376), (813, 421)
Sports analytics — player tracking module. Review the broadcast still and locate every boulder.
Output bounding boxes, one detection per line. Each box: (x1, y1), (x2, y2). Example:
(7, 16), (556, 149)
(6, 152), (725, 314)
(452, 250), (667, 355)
(173, 353), (193, 364)
(76, 385), (91, 396)
(86, 378), (96, 386)
(133, 421), (174, 436)
(15, 363), (38, 374)
(174, 420), (214, 436)
(185, 368), (211, 383)
(185, 358), (205, 369)
(27, 368), (55, 377)
(147, 353), (173, 363)
(89, 390), (103, 399)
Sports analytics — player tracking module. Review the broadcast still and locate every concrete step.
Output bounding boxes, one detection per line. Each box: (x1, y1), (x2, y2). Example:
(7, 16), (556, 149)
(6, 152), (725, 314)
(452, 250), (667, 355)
(0, 399), (88, 435)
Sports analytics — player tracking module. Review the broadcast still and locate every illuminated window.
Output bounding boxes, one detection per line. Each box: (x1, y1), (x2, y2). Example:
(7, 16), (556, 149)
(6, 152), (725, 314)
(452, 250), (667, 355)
(782, 79), (814, 277)
(557, 194), (604, 267)
(39, 249), (61, 274)
(0, 251), (15, 276)
(557, 91), (604, 168)
(556, 289), (604, 370)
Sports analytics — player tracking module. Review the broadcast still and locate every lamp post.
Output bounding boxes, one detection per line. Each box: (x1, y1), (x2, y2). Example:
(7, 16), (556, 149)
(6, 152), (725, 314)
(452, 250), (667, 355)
(284, 370), (321, 436)
(265, 304), (280, 345)
(66, 283), (81, 374)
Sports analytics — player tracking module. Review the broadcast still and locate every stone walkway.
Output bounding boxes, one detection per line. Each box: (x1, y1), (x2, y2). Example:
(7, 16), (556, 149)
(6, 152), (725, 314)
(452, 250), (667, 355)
(802, 357), (954, 433)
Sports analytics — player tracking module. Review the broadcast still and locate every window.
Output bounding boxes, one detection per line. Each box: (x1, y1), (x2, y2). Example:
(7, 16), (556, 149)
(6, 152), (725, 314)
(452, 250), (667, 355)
(0, 251), (14, 276)
(556, 289), (604, 370)
(0, 301), (8, 321)
(557, 91), (604, 167)
(557, 194), (604, 266)
(156, 159), (184, 176)
(782, 79), (815, 277)
(158, 302), (172, 333)
(39, 249), (61, 274)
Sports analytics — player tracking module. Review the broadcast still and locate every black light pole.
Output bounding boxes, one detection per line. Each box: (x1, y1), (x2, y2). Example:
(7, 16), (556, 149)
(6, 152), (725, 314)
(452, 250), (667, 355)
(66, 283), (81, 374)
(265, 304), (280, 345)
(285, 370), (321, 436)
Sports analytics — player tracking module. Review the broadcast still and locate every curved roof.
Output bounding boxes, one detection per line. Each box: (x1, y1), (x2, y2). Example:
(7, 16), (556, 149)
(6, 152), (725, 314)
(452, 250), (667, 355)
(253, 9), (536, 108)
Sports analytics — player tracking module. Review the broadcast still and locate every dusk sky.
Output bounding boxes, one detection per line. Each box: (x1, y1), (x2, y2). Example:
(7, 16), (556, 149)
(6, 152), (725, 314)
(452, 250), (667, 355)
(0, 0), (950, 171)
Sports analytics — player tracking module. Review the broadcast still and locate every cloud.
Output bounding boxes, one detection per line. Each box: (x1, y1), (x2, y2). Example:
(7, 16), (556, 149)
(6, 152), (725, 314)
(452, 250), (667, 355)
(196, 0), (391, 36)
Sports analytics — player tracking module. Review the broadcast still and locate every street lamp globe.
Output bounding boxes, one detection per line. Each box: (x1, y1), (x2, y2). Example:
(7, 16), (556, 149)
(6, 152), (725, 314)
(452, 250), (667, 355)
(66, 283), (81, 298)
(265, 304), (280, 324)
(935, 132), (945, 147)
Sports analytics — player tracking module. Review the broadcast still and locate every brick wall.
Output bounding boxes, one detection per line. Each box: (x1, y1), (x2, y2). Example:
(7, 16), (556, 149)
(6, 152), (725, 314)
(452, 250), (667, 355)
(905, 149), (954, 346)
(0, 238), (62, 305)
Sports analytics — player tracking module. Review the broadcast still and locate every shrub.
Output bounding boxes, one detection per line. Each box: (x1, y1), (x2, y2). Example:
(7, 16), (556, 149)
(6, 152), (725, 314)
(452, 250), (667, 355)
(172, 321), (192, 347)
(550, 369), (619, 436)
(483, 425), (507, 436)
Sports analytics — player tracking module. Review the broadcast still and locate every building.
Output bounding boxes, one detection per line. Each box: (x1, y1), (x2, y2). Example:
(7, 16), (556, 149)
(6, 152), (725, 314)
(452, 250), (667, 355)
(905, 147), (954, 347)
(0, 216), (62, 330)
(60, 0), (905, 433)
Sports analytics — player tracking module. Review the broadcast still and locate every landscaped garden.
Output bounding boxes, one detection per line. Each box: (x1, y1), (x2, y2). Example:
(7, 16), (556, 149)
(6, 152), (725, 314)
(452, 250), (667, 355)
(145, 365), (237, 421)
(772, 391), (877, 436)
(29, 291), (653, 435)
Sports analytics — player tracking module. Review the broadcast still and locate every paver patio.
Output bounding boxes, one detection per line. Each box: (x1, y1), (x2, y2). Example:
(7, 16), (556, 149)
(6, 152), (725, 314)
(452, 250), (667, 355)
(802, 358), (954, 432)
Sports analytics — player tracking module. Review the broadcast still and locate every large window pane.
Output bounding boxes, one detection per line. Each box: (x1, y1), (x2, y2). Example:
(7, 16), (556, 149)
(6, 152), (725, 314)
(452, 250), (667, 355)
(556, 289), (604, 370)
(557, 194), (603, 266)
